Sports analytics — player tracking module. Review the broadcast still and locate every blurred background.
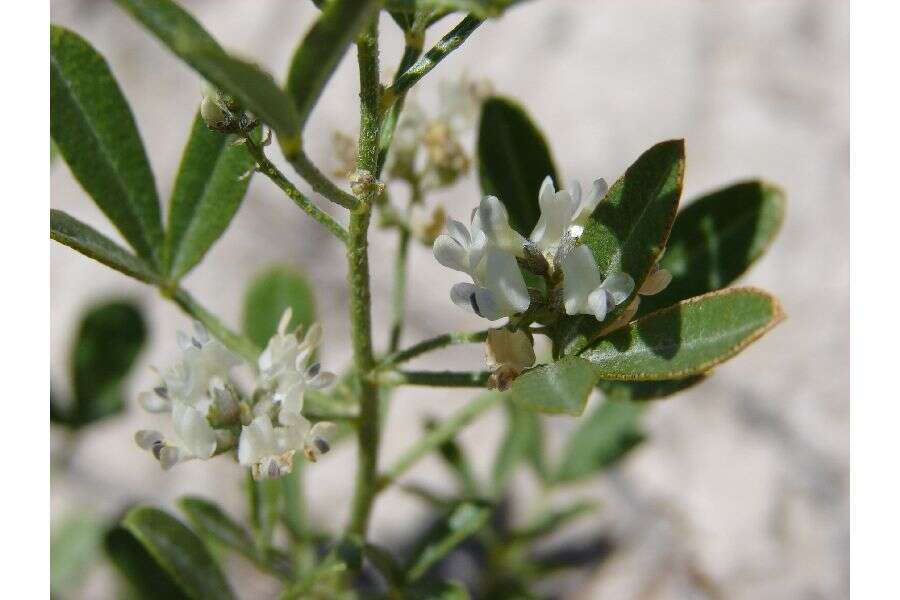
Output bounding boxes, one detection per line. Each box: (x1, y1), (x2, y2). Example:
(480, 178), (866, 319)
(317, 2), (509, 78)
(50, 1), (848, 598)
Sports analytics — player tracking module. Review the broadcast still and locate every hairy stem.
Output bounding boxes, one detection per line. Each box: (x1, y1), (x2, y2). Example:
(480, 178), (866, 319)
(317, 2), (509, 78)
(288, 149), (359, 210)
(379, 329), (489, 371)
(169, 286), (260, 362)
(346, 17), (381, 539)
(245, 139), (349, 243)
(385, 15), (484, 101)
(387, 370), (491, 387)
(378, 393), (502, 489)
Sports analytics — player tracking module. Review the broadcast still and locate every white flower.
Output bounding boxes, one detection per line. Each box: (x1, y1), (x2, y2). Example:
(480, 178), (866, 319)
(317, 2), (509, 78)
(484, 328), (535, 391)
(258, 309), (336, 426)
(560, 245), (634, 321)
(529, 176), (609, 254)
(134, 402), (217, 470)
(434, 202), (530, 321)
(165, 322), (240, 406)
(238, 415), (336, 480)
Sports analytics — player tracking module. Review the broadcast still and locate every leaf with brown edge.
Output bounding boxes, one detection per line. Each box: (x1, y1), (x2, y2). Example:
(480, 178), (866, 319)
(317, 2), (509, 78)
(581, 288), (784, 380)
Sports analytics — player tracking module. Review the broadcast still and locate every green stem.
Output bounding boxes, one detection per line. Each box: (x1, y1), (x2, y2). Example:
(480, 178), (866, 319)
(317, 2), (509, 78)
(288, 149), (359, 210)
(169, 286), (260, 362)
(388, 370), (491, 387)
(378, 393), (502, 489)
(379, 329), (489, 371)
(388, 227), (411, 353)
(245, 140), (349, 243)
(346, 17), (381, 539)
(385, 15), (484, 101)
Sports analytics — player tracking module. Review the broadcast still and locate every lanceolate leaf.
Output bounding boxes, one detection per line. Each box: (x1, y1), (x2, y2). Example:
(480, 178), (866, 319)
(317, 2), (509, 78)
(241, 266), (317, 348)
(638, 180), (786, 316)
(478, 96), (559, 236)
(287, 0), (380, 133)
(509, 356), (599, 416)
(165, 113), (256, 279)
(71, 300), (147, 426)
(51, 209), (161, 284)
(582, 288), (784, 380)
(105, 525), (190, 600)
(554, 397), (644, 483)
(492, 404), (546, 492)
(115, 0), (300, 149)
(177, 497), (256, 561)
(407, 502), (491, 581)
(559, 140), (685, 355)
(122, 507), (237, 600)
(51, 26), (163, 266)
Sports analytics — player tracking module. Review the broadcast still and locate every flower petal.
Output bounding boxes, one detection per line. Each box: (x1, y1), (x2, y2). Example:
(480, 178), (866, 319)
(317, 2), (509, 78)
(277, 307), (293, 336)
(475, 196), (526, 256)
(172, 402), (217, 460)
(601, 271), (635, 305)
(587, 288), (611, 321)
(433, 234), (470, 273)
(450, 282), (503, 320)
(561, 246), (604, 315)
(446, 218), (471, 247)
(239, 415), (276, 466)
(485, 248), (530, 315)
(138, 390), (171, 413)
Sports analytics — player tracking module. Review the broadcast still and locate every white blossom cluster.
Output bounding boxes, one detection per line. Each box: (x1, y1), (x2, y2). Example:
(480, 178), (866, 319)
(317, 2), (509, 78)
(434, 175), (672, 326)
(135, 309), (336, 480)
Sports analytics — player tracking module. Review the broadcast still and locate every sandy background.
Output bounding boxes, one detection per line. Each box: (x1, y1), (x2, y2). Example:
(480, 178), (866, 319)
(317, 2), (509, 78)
(50, 1), (849, 598)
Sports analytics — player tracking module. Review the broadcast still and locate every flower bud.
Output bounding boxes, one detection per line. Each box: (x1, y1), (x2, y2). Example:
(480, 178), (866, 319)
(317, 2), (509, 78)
(485, 328), (535, 391)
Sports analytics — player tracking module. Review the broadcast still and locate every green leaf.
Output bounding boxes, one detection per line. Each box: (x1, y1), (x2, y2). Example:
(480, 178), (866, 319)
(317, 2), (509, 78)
(287, 0), (380, 133)
(638, 180), (786, 316)
(510, 500), (599, 542)
(492, 405), (546, 492)
(426, 417), (480, 496)
(122, 506), (237, 600)
(165, 114), (256, 279)
(242, 265), (317, 348)
(478, 96), (559, 236)
(407, 579), (471, 600)
(177, 497), (255, 561)
(596, 376), (706, 403)
(554, 397), (645, 483)
(51, 209), (161, 285)
(105, 525), (190, 600)
(69, 300), (147, 426)
(246, 475), (282, 550)
(385, 0), (518, 18)
(582, 288), (784, 380)
(509, 356), (599, 416)
(50, 26), (163, 266)
(558, 139), (685, 355)
(51, 516), (104, 595)
(114, 0), (300, 149)
(407, 502), (492, 580)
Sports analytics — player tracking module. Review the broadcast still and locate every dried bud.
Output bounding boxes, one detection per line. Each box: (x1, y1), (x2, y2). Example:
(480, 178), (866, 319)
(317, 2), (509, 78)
(410, 204), (447, 246)
(350, 169), (384, 200)
(485, 328), (535, 391)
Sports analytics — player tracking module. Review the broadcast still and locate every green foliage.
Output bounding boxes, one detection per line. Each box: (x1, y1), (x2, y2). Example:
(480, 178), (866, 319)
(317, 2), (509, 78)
(114, 0), (300, 150)
(385, 0), (521, 19)
(165, 113), (256, 279)
(287, 0), (381, 133)
(52, 299), (147, 428)
(555, 397), (645, 483)
(242, 265), (317, 348)
(558, 140), (685, 354)
(582, 288), (784, 380)
(51, 26), (163, 267)
(50, 210), (161, 285)
(407, 501), (492, 580)
(596, 376), (706, 402)
(478, 96), (559, 236)
(492, 404), (547, 491)
(509, 356), (600, 416)
(178, 497), (256, 561)
(509, 500), (599, 541)
(638, 180), (786, 316)
(105, 525), (190, 600)
(50, 516), (104, 596)
(122, 506), (237, 600)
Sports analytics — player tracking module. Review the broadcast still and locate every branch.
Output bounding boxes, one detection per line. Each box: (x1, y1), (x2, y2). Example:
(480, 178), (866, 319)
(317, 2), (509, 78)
(378, 393), (502, 489)
(379, 329), (489, 371)
(287, 149), (360, 210)
(387, 370), (491, 387)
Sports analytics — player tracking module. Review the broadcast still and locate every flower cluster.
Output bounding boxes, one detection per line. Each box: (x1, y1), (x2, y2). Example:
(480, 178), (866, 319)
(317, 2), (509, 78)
(135, 310), (336, 480)
(389, 74), (493, 189)
(433, 175), (667, 328)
